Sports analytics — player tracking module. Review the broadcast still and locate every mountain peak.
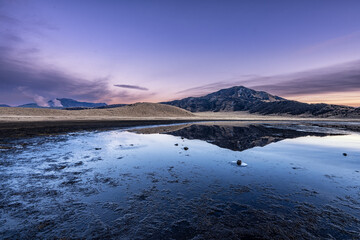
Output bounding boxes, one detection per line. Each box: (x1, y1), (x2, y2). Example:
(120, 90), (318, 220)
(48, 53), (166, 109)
(163, 86), (357, 117)
(163, 86), (286, 112)
(207, 86), (284, 102)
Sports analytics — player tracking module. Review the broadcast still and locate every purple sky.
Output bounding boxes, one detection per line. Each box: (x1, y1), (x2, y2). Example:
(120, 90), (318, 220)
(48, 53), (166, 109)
(1, 0), (360, 106)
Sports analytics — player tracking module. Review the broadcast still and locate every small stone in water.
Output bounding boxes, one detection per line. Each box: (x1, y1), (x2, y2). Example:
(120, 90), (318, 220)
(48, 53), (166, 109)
(235, 160), (248, 167)
(343, 153), (347, 156)
(95, 148), (102, 150)
(184, 147), (189, 151)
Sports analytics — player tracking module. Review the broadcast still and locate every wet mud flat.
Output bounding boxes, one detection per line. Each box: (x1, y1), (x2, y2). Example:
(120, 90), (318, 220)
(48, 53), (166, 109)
(1, 119), (359, 139)
(0, 119), (197, 139)
(0, 122), (360, 239)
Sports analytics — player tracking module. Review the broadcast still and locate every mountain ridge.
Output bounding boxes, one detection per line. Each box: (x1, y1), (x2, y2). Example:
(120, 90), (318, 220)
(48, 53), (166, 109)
(49, 98), (107, 108)
(162, 86), (359, 117)
(17, 98), (107, 109)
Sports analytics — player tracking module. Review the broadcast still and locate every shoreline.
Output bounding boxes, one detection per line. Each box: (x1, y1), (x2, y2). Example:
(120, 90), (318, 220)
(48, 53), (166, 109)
(1, 117), (360, 139)
(0, 119), (198, 139)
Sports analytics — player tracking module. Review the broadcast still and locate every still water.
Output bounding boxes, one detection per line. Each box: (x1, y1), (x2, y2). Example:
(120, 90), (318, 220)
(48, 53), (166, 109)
(0, 122), (359, 239)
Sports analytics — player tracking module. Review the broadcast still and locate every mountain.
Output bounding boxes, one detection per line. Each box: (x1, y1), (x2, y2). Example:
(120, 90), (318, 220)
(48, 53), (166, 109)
(17, 103), (46, 108)
(48, 98), (107, 108)
(0, 104), (10, 107)
(17, 98), (107, 109)
(95, 104), (127, 109)
(162, 86), (359, 117)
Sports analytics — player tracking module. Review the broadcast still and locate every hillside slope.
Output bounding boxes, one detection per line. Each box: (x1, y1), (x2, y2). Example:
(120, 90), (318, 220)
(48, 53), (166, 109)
(0, 103), (194, 118)
(163, 86), (359, 117)
(83, 103), (194, 117)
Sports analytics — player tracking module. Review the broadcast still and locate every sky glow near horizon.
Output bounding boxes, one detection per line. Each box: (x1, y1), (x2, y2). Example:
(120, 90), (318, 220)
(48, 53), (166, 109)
(1, 0), (360, 107)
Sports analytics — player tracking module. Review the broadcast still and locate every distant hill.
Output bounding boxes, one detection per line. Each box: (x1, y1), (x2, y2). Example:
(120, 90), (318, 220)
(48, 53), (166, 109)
(17, 98), (107, 109)
(48, 98), (107, 108)
(95, 104), (127, 109)
(0, 104), (10, 107)
(163, 86), (360, 117)
(17, 103), (46, 108)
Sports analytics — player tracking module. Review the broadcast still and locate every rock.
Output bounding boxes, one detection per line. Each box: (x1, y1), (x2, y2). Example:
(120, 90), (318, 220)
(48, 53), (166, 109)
(236, 160), (248, 167)
(184, 147), (189, 151)
(95, 148), (102, 150)
(175, 143), (178, 146)
(343, 153), (347, 156)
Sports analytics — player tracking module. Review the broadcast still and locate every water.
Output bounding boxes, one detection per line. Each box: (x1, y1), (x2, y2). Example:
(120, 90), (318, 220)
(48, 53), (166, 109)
(0, 122), (359, 239)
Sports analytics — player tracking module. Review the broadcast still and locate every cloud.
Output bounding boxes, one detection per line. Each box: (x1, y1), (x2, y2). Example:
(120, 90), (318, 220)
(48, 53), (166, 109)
(299, 31), (360, 54)
(114, 84), (149, 91)
(173, 75), (262, 99)
(52, 98), (63, 107)
(17, 86), (49, 107)
(0, 14), (21, 25)
(176, 82), (232, 95)
(0, 9), (158, 106)
(0, 13), (156, 105)
(174, 59), (360, 99)
(0, 41), (118, 105)
(0, 46), (158, 105)
(252, 60), (360, 96)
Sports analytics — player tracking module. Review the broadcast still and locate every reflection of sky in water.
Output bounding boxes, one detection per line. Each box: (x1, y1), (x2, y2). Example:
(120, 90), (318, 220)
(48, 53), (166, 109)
(240, 135), (360, 200)
(288, 133), (360, 150)
(0, 127), (359, 239)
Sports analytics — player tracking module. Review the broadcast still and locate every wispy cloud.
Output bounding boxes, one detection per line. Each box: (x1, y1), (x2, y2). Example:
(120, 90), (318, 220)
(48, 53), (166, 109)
(252, 60), (360, 96)
(0, 51), (114, 104)
(174, 59), (360, 100)
(0, 12), (156, 105)
(114, 84), (149, 91)
(0, 14), (21, 25)
(299, 31), (360, 54)
(174, 75), (261, 99)
(0, 50), (158, 105)
(17, 86), (50, 107)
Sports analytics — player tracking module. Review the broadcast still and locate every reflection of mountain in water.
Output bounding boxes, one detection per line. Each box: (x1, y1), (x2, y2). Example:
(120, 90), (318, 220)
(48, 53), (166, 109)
(166, 124), (331, 151)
